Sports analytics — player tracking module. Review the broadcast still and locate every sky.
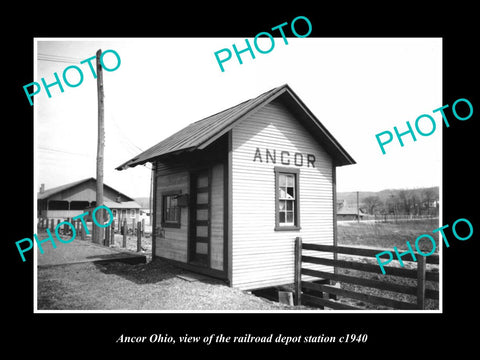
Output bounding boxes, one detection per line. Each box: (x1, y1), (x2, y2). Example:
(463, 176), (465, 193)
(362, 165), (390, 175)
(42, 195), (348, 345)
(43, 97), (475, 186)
(34, 37), (442, 198)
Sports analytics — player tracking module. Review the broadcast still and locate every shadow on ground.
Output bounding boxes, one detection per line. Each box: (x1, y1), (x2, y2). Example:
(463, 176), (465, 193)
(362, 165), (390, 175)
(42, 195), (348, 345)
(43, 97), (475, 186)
(93, 258), (226, 286)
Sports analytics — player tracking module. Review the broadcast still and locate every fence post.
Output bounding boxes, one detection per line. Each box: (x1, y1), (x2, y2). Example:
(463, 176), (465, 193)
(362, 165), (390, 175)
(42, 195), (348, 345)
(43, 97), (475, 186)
(81, 220), (86, 240)
(294, 237), (302, 306)
(110, 220), (115, 246)
(105, 225), (110, 246)
(122, 219), (127, 248)
(416, 255), (426, 309)
(137, 221), (142, 252)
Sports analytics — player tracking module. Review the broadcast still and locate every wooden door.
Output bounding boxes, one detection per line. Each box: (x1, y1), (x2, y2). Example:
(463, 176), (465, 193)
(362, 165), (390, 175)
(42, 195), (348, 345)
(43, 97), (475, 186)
(189, 170), (210, 267)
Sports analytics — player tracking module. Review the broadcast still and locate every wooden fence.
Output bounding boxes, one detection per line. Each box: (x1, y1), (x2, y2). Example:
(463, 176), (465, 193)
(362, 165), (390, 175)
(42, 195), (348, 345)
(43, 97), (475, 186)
(38, 218), (145, 252)
(294, 237), (439, 310)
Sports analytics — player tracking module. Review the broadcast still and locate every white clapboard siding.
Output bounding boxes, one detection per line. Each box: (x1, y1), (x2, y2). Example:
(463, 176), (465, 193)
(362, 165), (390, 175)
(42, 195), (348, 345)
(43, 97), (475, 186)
(231, 99), (334, 290)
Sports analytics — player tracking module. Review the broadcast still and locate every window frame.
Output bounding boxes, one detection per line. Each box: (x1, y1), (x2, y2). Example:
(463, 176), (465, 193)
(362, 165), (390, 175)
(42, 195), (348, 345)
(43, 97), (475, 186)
(161, 190), (182, 228)
(274, 167), (301, 231)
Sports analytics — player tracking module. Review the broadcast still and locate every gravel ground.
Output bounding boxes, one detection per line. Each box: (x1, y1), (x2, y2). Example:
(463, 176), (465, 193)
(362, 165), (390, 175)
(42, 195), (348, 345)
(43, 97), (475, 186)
(37, 258), (299, 311)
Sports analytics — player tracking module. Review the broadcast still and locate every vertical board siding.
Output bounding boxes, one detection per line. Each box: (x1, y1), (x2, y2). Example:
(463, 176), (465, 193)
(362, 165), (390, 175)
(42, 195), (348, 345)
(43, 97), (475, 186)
(231, 100), (334, 290)
(155, 161), (225, 270)
(155, 169), (189, 262)
(210, 163), (224, 270)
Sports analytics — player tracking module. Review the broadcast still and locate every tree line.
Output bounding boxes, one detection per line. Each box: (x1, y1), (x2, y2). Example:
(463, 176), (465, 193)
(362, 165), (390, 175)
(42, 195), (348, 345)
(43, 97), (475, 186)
(363, 187), (439, 216)
(340, 187), (439, 216)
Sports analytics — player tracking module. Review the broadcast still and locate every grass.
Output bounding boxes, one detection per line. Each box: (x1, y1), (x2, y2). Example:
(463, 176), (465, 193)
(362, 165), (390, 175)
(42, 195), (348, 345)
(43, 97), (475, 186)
(37, 258), (298, 311)
(337, 218), (440, 252)
(37, 219), (440, 311)
(330, 218), (440, 310)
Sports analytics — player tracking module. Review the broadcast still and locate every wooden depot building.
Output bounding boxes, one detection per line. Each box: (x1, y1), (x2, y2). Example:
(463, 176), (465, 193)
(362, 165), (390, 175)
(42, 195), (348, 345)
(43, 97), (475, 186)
(116, 84), (355, 290)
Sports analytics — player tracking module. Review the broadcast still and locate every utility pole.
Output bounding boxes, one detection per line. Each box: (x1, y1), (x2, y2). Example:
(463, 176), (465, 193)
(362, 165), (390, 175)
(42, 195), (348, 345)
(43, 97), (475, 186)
(94, 49), (105, 244)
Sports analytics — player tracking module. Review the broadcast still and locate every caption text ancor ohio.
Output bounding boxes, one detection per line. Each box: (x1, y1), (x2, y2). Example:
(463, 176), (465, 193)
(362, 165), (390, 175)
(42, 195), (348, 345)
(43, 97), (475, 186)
(116, 333), (368, 345)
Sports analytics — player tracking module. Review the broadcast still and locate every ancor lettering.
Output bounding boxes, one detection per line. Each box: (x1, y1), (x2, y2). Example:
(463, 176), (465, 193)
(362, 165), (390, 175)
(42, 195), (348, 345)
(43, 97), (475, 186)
(253, 147), (316, 168)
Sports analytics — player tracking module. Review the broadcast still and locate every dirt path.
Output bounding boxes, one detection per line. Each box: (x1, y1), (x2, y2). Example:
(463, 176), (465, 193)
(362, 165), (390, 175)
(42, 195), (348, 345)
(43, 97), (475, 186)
(37, 258), (297, 311)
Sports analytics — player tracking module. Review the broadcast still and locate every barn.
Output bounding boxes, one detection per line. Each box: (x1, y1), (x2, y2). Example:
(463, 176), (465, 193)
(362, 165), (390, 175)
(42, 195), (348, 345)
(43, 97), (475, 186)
(37, 177), (141, 231)
(116, 84), (355, 290)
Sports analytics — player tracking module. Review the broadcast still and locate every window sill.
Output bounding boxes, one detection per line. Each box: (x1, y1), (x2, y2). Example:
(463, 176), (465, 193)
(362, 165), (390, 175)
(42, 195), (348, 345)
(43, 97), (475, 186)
(274, 226), (301, 231)
(162, 223), (181, 229)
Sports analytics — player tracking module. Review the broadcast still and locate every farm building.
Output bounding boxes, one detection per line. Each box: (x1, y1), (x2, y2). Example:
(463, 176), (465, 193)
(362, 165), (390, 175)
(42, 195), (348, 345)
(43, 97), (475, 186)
(336, 200), (366, 221)
(116, 84), (355, 290)
(37, 177), (141, 230)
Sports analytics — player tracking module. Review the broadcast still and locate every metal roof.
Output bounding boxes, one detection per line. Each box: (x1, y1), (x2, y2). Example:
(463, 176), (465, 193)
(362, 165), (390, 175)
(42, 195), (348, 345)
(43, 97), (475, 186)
(104, 200), (141, 209)
(116, 84), (355, 170)
(37, 177), (136, 203)
(38, 178), (91, 200)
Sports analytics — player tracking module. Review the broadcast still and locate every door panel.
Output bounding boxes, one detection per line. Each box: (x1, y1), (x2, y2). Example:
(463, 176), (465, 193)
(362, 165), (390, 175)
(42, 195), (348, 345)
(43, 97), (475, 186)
(189, 170), (210, 266)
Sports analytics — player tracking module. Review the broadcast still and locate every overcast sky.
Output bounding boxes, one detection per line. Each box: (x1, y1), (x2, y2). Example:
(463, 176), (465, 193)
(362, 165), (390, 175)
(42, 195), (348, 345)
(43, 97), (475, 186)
(34, 38), (442, 198)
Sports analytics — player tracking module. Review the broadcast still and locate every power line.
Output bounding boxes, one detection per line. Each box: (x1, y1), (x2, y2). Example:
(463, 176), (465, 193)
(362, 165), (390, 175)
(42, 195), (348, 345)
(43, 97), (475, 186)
(38, 145), (95, 157)
(37, 53), (83, 64)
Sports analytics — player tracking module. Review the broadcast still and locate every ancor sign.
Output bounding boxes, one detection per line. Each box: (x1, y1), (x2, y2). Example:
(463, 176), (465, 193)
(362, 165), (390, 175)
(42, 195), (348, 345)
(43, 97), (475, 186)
(253, 147), (316, 168)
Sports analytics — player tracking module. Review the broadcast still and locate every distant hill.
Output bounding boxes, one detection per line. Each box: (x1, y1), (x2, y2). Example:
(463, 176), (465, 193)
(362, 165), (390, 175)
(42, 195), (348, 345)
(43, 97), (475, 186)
(338, 187), (439, 203)
(338, 186), (439, 215)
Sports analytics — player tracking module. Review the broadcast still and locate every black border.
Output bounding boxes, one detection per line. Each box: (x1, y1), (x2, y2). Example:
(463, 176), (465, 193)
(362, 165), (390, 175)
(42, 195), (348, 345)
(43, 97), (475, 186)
(7, 6), (479, 355)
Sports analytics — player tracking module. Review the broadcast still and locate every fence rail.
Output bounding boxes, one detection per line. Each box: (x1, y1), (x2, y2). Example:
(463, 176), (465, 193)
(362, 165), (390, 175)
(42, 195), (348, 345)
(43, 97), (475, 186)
(37, 217), (145, 252)
(294, 237), (439, 310)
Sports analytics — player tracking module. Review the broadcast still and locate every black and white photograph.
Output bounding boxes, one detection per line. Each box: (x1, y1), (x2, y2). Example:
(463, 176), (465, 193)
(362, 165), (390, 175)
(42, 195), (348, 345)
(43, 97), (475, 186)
(7, 9), (478, 354)
(33, 37), (442, 312)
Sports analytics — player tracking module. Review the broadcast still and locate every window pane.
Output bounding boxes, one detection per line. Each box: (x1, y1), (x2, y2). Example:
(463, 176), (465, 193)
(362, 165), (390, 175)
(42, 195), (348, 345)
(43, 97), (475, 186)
(286, 211), (294, 223)
(163, 194), (180, 224)
(286, 186), (294, 199)
(279, 200), (286, 211)
(279, 212), (286, 223)
(279, 188), (287, 199)
(286, 200), (293, 210)
(279, 174), (286, 187)
(197, 192), (208, 204)
(196, 226), (208, 237)
(286, 175), (294, 187)
(196, 242), (208, 255)
(197, 175), (209, 188)
(197, 209), (208, 221)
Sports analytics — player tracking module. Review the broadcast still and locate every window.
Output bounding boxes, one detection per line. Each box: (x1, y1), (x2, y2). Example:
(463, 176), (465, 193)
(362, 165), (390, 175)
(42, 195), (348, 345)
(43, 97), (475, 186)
(47, 200), (69, 210)
(162, 192), (181, 228)
(69, 200), (90, 210)
(275, 167), (300, 230)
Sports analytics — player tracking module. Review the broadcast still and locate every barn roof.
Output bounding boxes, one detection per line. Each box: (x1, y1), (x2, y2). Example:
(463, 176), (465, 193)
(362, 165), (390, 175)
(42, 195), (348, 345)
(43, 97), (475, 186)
(37, 177), (136, 203)
(116, 84), (355, 170)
